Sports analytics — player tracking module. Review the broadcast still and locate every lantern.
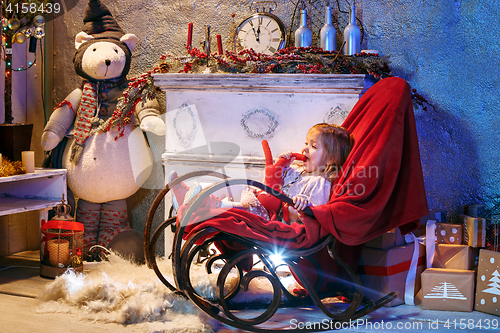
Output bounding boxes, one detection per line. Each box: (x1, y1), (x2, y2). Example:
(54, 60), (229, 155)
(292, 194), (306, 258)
(40, 201), (84, 278)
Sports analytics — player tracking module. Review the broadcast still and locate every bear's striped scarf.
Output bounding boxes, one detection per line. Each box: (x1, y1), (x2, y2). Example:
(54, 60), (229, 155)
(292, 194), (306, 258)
(69, 79), (125, 164)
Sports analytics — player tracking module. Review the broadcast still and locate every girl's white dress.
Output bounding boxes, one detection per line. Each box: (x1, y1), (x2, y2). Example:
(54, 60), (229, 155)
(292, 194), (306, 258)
(241, 163), (331, 222)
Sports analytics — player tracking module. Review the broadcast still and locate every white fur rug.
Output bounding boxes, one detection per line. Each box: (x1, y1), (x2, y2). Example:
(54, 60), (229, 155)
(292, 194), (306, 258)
(36, 253), (300, 332)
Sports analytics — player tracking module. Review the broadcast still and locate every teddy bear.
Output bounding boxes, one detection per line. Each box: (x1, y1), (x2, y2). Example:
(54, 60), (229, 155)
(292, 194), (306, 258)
(41, 0), (165, 260)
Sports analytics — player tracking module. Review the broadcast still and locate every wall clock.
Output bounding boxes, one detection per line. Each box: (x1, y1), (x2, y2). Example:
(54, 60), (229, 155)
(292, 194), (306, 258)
(235, 2), (286, 55)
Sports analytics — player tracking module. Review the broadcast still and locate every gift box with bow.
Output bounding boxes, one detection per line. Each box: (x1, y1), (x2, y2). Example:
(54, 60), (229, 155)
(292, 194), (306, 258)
(357, 242), (425, 307)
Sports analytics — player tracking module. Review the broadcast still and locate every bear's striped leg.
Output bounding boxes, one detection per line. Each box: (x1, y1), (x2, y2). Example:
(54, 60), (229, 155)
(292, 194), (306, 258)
(97, 199), (131, 249)
(76, 199), (101, 254)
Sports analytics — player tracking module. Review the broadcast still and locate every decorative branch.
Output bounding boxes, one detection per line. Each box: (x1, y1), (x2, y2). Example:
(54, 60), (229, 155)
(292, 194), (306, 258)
(155, 46), (434, 111)
(94, 67), (161, 139)
(159, 46), (391, 79)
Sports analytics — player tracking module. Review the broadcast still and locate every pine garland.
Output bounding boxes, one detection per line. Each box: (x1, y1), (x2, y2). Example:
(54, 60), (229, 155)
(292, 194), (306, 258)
(159, 46), (392, 79)
(94, 68), (160, 140)
(113, 47), (431, 132)
(156, 46), (433, 111)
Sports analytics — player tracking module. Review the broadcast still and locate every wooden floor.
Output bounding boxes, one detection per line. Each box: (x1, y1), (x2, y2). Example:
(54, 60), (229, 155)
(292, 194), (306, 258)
(0, 251), (146, 333)
(2, 251), (499, 333)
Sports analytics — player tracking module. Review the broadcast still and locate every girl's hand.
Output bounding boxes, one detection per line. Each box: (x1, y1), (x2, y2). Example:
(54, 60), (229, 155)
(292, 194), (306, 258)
(292, 195), (309, 211)
(297, 210), (306, 222)
(278, 151), (294, 161)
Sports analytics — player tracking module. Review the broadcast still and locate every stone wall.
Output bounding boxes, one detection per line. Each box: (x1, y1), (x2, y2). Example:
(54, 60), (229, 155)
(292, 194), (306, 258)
(364, 0), (500, 215)
(45, 0), (500, 241)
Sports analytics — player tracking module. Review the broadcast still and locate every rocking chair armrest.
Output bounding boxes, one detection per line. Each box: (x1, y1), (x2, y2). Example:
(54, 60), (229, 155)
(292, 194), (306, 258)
(246, 179), (315, 218)
(167, 170), (230, 191)
(177, 177), (314, 223)
(172, 178), (316, 292)
(144, 170), (230, 267)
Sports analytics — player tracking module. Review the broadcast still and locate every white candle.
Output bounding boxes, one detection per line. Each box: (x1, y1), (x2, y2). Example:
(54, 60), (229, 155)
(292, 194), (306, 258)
(48, 239), (70, 266)
(21, 151), (35, 173)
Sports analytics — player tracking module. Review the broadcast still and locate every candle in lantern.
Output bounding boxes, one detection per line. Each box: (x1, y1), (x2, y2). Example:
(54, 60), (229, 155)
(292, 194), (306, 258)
(21, 151), (35, 173)
(48, 239), (70, 266)
(217, 34), (223, 55)
(187, 23), (193, 51)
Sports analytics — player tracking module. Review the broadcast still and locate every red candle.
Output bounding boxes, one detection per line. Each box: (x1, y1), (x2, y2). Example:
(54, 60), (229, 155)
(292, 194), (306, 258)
(217, 34), (223, 55)
(187, 23), (193, 50)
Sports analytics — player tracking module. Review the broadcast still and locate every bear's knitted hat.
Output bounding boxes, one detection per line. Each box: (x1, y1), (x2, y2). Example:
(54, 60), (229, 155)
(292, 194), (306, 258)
(82, 0), (124, 40)
(73, 0), (133, 82)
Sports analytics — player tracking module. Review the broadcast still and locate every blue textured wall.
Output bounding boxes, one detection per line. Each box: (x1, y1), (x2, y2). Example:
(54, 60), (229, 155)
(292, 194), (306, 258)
(363, 0), (500, 216)
(50, 0), (499, 236)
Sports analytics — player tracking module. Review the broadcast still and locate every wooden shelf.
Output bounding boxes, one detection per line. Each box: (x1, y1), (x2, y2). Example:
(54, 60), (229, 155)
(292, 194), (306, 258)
(0, 168), (67, 216)
(0, 197), (63, 217)
(0, 168), (66, 184)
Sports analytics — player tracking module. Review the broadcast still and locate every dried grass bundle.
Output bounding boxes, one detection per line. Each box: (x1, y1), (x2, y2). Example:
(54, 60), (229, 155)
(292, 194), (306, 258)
(0, 157), (26, 177)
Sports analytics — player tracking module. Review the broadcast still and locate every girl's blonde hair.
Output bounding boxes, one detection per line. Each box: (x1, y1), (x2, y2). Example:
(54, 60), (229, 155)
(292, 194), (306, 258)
(308, 123), (354, 182)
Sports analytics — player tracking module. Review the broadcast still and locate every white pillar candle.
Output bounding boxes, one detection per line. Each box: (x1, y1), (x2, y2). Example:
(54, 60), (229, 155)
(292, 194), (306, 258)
(361, 49), (379, 55)
(48, 239), (70, 266)
(21, 151), (35, 173)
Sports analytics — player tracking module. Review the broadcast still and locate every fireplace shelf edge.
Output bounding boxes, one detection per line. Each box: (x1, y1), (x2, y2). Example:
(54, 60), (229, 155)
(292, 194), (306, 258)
(153, 73), (374, 94)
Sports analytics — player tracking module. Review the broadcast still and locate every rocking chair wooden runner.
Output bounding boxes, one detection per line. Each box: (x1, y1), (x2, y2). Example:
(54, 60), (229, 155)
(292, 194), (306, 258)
(143, 77), (429, 332)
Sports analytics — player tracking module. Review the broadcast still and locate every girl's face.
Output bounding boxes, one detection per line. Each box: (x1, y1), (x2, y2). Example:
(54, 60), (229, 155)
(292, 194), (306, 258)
(302, 130), (327, 173)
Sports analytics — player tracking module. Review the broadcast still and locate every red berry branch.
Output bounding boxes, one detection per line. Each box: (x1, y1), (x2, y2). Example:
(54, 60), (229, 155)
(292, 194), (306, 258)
(411, 88), (430, 111)
(95, 67), (161, 140)
(156, 46), (434, 111)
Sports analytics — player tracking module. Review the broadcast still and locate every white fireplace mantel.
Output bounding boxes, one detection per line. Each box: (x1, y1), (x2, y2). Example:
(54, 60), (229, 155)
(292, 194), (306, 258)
(154, 73), (373, 181)
(154, 73), (373, 255)
(153, 73), (372, 94)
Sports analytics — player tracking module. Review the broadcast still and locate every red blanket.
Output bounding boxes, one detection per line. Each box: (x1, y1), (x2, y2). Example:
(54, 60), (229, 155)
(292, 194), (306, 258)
(179, 77), (429, 289)
(310, 76), (428, 245)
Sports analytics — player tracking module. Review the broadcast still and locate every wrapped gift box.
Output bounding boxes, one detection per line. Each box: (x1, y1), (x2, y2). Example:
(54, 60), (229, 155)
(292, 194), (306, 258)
(432, 244), (479, 270)
(475, 249), (500, 316)
(364, 228), (405, 249)
(421, 268), (475, 312)
(420, 209), (446, 224)
(414, 209), (447, 237)
(357, 242), (425, 307)
(460, 214), (487, 247)
(364, 231), (396, 249)
(468, 204), (487, 218)
(435, 222), (462, 244)
(394, 227), (406, 246)
(485, 223), (500, 252)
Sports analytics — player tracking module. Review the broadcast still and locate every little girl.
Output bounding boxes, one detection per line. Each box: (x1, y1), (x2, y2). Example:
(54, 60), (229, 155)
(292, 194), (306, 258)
(243, 123), (354, 223)
(170, 123), (354, 223)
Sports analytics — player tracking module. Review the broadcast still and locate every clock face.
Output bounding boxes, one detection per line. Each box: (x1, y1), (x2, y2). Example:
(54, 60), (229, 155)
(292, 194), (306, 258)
(235, 13), (286, 55)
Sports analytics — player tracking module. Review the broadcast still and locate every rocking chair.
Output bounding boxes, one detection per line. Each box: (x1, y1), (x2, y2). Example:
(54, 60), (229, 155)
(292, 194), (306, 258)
(143, 77), (429, 332)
